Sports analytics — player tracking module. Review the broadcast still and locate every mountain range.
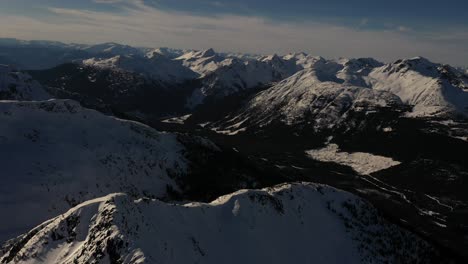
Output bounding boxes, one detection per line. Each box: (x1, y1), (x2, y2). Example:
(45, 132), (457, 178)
(1, 38), (467, 263)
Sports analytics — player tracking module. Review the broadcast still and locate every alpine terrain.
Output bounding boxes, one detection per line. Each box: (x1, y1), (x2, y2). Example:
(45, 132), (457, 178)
(0, 38), (467, 263)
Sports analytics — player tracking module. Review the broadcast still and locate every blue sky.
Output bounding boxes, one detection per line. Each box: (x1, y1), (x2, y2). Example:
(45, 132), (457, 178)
(0, 0), (467, 65)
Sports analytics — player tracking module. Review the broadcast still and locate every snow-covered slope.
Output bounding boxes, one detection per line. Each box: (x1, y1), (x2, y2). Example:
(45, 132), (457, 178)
(0, 183), (435, 264)
(0, 65), (51, 100)
(82, 54), (198, 83)
(368, 57), (468, 117)
(213, 66), (403, 133)
(0, 99), (188, 242)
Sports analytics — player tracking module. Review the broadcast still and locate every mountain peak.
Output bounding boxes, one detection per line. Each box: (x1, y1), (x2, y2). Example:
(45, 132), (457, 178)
(262, 54), (282, 62)
(200, 48), (216, 57)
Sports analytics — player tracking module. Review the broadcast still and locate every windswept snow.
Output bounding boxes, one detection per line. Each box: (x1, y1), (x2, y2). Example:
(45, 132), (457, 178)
(0, 183), (434, 264)
(306, 144), (401, 175)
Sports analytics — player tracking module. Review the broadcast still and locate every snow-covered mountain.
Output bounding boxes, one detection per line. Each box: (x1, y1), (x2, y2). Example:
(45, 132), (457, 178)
(0, 65), (51, 100)
(1, 40), (467, 262)
(210, 65), (405, 134)
(0, 183), (436, 264)
(368, 57), (468, 117)
(0, 99), (189, 242)
(200, 56), (468, 135)
(185, 53), (307, 107)
(6, 38), (465, 119)
(82, 54), (198, 83)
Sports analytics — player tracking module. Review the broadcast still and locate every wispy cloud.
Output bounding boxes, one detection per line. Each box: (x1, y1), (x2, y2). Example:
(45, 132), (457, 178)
(0, 0), (466, 65)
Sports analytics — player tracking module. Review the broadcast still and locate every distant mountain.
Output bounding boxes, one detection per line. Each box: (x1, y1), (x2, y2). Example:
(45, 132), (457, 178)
(9, 38), (467, 119)
(80, 42), (145, 56)
(0, 183), (438, 264)
(82, 53), (198, 83)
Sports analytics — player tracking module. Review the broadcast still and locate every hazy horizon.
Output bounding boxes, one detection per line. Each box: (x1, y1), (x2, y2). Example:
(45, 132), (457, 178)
(0, 0), (467, 66)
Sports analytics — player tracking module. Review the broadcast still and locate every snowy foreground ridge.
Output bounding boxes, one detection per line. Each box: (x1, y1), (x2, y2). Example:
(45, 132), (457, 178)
(0, 183), (435, 264)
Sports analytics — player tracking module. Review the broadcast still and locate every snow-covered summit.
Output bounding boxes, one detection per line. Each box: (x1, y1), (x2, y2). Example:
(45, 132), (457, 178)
(0, 183), (436, 264)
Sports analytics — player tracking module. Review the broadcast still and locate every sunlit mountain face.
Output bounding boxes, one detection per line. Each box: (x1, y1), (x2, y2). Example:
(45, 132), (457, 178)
(0, 0), (467, 263)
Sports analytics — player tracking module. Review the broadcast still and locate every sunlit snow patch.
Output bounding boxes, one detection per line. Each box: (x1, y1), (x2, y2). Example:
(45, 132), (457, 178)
(161, 114), (192, 124)
(306, 144), (401, 175)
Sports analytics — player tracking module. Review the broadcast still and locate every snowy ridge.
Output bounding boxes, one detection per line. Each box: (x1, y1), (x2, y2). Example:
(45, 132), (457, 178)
(1, 183), (435, 264)
(368, 57), (468, 117)
(0, 99), (188, 242)
(0, 65), (51, 100)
